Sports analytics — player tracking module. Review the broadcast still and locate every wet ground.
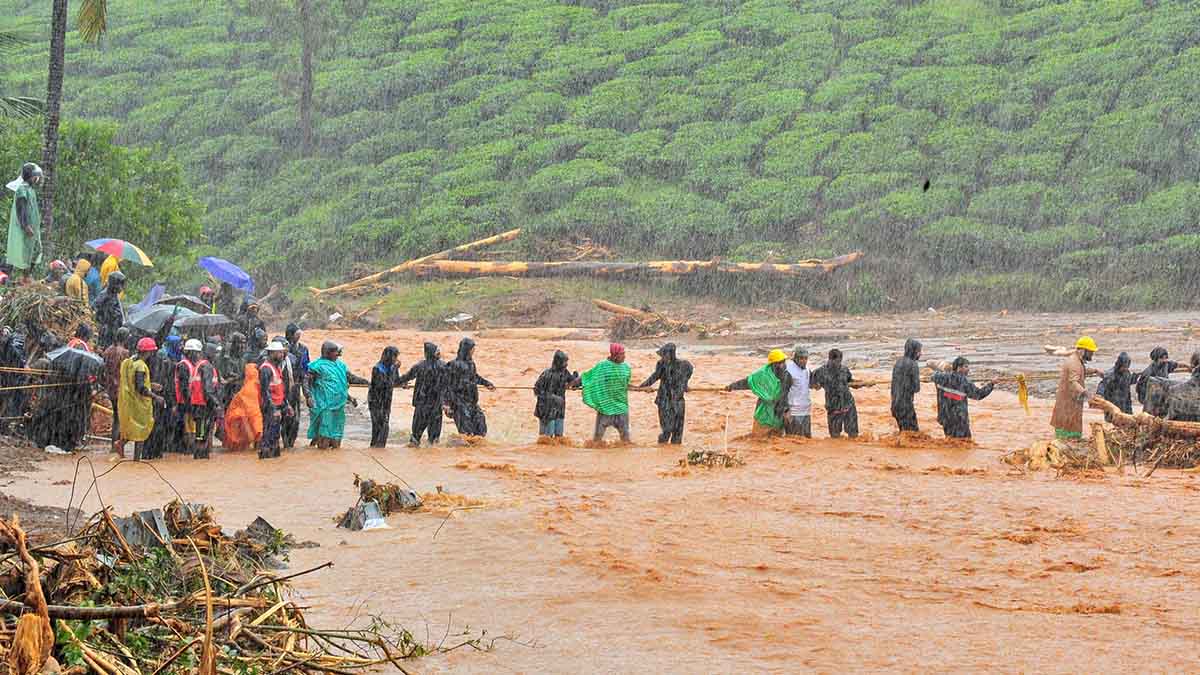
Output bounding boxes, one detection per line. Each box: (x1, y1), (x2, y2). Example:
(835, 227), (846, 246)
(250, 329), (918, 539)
(6, 314), (1200, 672)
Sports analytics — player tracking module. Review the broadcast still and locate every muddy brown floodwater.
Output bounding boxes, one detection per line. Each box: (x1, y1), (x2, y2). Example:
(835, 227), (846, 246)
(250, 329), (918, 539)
(8, 321), (1200, 672)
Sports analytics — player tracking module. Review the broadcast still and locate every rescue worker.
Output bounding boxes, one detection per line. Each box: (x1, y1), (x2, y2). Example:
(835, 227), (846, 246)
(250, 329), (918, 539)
(640, 343), (693, 444)
(215, 282), (240, 318)
(285, 323), (312, 440)
(398, 342), (445, 447)
(1051, 336), (1096, 440)
(101, 327), (131, 453)
(1166, 353), (1200, 422)
(175, 339), (221, 459)
(1136, 347), (1180, 414)
(726, 349), (791, 435)
(93, 271), (126, 348)
(43, 259), (67, 289)
(583, 343), (633, 443)
(64, 258), (90, 304)
(891, 338), (922, 432)
(118, 338), (164, 460)
(198, 286), (215, 313)
(533, 350), (580, 438)
(83, 253), (101, 304)
(307, 341), (368, 449)
(240, 304), (266, 351)
(6, 162), (42, 282)
(1097, 352), (1135, 421)
(272, 334), (307, 448)
(143, 343), (179, 459)
(784, 346), (813, 438)
(67, 324), (92, 352)
(930, 357), (995, 439)
(444, 337), (495, 437)
(811, 348), (859, 438)
(259, 341), (294, 459)
(217, 332), (247, 404)
(0, 329), (26, 435)
(367, 346), (403, 448)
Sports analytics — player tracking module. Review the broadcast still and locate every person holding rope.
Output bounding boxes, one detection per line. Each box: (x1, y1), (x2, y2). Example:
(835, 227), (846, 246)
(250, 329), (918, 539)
(930, 357), (996, 439)
(726, 349), (791, 437)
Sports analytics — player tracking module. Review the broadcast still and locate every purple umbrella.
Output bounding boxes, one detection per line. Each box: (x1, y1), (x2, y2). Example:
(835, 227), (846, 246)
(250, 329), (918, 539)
(198, 257), (255, 294)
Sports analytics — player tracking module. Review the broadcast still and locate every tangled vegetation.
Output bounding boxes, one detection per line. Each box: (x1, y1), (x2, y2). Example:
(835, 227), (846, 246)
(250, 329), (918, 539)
(2, 0), (1199, 309)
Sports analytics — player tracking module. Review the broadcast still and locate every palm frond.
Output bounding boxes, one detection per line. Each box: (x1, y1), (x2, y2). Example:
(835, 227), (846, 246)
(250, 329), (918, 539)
(0, 96), (43, 118)
(76, 0), (108, 44)
(0, 29), (32, 55)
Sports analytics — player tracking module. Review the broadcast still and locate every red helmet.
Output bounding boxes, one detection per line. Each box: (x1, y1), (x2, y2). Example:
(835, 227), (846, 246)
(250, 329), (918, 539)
(199, 286), (213, 296)
(136, 337), (157, 352)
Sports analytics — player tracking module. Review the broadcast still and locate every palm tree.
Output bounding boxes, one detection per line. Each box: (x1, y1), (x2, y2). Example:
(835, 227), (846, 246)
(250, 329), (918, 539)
(0, 31), (43, 118)
(41, 0), (107, 258)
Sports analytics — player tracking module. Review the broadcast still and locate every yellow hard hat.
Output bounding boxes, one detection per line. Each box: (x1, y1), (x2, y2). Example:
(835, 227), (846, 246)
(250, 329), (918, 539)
(767, 349), (788, 364)
(1075, 336), (1098, 352)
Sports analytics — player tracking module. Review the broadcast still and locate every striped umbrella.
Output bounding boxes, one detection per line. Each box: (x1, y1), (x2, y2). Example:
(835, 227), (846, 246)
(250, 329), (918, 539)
(84, 238), (153, 266)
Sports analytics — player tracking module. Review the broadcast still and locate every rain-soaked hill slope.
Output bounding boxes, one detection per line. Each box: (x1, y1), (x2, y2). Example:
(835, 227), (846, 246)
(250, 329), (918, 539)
(3, 0), (1200, 309)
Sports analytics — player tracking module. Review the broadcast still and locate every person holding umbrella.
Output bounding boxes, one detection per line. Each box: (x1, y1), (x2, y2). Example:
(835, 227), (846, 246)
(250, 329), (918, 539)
(175, 339), (221, 459)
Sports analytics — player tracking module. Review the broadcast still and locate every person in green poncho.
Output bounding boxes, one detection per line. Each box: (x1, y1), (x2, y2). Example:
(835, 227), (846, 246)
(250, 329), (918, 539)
(726, 349), (793, 436)
(6, 163), (43, 282)
(306, 341), (369, 449)
(582, 343), (633, 443)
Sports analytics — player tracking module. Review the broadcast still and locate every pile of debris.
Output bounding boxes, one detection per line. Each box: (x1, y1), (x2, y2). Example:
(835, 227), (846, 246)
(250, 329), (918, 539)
(1003, 437), (1102, 474)
(0, 284), (94, 346)
(337, 475), (423, 531)
(594, 300), (734, 341)
(681, 450), (744, 468)
(0, 500), (420, 673)
(1104, 425), (1200, 470)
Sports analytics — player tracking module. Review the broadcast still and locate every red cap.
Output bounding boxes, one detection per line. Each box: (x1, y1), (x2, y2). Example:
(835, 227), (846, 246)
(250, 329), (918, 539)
(609, 343), (625, 357)
(137, 337), (157, 352)
(199, 286), (213, 295)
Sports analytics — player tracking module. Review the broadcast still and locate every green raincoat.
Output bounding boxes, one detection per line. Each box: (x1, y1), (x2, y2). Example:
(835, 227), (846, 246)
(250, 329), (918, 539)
(747, 365), (784, 429)
(6, 183), (41, 271)
(581, 359), (631, 416)
(307, 358), (349, 440)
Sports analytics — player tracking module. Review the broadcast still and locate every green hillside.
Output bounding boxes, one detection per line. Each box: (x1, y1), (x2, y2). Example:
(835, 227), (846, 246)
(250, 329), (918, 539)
(3, 0), (1200, 310)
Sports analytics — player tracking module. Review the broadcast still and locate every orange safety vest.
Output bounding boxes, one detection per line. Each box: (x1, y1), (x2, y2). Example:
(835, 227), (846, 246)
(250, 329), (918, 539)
(262, 361), (286, 406)
(175, 359), (216, 406)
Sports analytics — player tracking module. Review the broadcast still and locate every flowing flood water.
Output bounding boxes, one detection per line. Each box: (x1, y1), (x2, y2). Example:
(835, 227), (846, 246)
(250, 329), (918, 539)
(7, 315), (1200, 672)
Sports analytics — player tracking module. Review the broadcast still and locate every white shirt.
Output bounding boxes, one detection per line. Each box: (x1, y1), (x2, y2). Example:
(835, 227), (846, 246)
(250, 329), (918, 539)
(785, 360), (812, 416)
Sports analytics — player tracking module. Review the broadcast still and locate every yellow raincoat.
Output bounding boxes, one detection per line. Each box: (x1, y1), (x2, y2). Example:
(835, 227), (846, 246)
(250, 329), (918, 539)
(118, 357), (154, 442)
(64, 259), (90, 304)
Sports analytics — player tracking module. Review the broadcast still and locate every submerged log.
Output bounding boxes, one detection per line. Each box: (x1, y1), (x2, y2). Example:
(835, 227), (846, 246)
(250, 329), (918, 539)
(311, 228), (523, 297)
(1089, 396), (1200, 438)
(404, 252), (863, 279)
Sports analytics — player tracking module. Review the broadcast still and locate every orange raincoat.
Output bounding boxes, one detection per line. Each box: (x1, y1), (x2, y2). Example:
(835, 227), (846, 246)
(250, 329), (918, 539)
(223, 363), (262, 451)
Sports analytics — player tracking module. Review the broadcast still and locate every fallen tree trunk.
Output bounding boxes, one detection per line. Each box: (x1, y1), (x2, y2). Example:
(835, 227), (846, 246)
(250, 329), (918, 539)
(0, 598), (186, 620)
(310, 228), (522, 297)
(1089, 396), (1200, 438)
(403, 252), (863, 279)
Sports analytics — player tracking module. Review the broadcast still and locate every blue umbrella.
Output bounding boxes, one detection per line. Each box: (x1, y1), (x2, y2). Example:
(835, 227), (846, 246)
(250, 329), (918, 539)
(133, 283), (165, 313)
(198, 257), (255, 294)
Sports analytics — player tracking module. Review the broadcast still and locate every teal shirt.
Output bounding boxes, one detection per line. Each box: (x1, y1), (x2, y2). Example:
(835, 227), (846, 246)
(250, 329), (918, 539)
(307, 358), (349, 440)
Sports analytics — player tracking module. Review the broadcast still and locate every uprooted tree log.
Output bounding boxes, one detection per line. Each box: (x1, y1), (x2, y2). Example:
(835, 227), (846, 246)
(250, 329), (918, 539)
(400, 252), (864, 279)
(310, 228), (523, 297)
(593, 299), (733, 340)
(1089, 396), (1200, 439)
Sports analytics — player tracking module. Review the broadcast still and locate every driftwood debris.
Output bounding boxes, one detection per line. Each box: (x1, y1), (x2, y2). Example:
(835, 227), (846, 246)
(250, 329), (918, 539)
(311, 228), (523, 297)
(593, 299), (733, 340)
(402, 252), (863, 279)
(1090, 396), (1200, 439)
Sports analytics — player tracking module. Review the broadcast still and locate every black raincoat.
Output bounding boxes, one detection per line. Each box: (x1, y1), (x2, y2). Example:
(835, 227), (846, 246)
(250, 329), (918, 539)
(1136, 348), (1178, 412)
(368, 347), (402, 448)
(533, 350), (579, 422)
(143, 354), (180, 458)
(93, 287), (124, 349)
(398, 342), (445, 445)
(639, 343), (693, 444)
(444, 338), (492, 437)
(890, 339), (922, 431)
(1166, 368), (1200, 422)
(930, 369), (994, 438)
(811, 360), (858, 438)
(0, 332), (27, 433)
(1096, 352), (1135, 419)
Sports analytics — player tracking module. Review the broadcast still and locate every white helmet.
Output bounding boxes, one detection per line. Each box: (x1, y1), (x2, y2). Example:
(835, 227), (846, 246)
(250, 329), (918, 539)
(266, 341), (287, 352)
(184, 339), (203, 352)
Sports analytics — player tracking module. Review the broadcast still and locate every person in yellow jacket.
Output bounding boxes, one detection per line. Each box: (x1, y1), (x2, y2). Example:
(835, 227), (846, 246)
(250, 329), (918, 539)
(99, 254), (124, 300)
(64, 258), (90, 304)
(118, 338), (165, 459)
